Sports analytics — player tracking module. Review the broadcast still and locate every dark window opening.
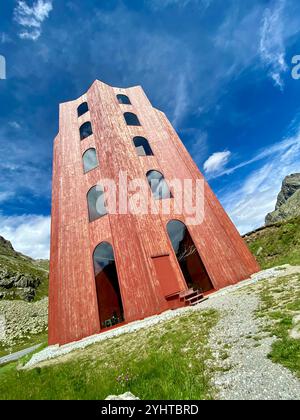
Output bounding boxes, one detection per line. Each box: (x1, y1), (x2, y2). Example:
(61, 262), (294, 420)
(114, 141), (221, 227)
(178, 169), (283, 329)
(117, 94), (131, 105)
(167, 220), (214, 293)
(80, 121), (93, 140)
(93, 242), (124, 329)
(87, 185), (107, 222)
(133, 137), (153, 156)
(77, 102), (89, 117)
(124, 112), (141, 126)
(146, 170), (172, 200)
(83, 148), (98, 173)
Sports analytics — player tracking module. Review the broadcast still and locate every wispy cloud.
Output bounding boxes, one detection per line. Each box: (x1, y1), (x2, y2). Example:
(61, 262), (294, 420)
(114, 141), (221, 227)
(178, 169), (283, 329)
(0, 33), (12, 44)
(148, 0), (212, 10)
(0, 123), (52, 206)
(203, 151), (231, 175)
(14, 0), (53, 41)
(0, 214), (50, 259)
(207, 135), (300, 180)
(220, 128), (300, 234)
(172, 73), (190, 128)
(259, 0), (288, 89)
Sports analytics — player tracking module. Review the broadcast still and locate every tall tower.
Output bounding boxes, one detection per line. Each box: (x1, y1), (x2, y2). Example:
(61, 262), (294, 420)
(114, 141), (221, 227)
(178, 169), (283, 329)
(49, 80), (259, 345)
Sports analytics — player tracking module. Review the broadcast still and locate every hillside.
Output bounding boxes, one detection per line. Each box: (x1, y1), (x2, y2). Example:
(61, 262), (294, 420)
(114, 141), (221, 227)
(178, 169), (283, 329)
(244, 217), (300, 269)
(0, 236), (49, 302)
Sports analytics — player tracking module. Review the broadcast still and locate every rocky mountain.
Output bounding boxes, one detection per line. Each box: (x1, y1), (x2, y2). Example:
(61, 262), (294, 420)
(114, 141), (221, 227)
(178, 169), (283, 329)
(0, 236), (49, 302)
(265, 173), (300, 225)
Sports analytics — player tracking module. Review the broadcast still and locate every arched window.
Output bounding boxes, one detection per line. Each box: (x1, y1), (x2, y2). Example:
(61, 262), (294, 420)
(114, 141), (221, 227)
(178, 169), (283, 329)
(117, 94), (131, 105)
(124, 112), (141, 126)
(93, 242), (124, 328)
(83, 148), (98, 173)
(133, 137), (153, 156)
(87, 185), (107, 222)
(167, 220), (213, 293)
(80, 122), (93, 140)
(77, 102), (89, 117)
(146, 170), (172, 200)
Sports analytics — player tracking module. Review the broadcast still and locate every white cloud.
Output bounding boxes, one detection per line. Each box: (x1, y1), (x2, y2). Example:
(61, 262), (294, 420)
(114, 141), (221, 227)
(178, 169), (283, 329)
(0, 122), (52, 205)
(207, 134), (300, 181)
(0, 214), (50, 259)
(0, 192), (14, 204)
(259, 0), (288, 89)
(220, 128), (300, 234)
(8, 121), (22, 130)
(14, 0), (53, 41)
(203, 151), (231, 174)
(172, 74), (189, 128)
(189, 131), (209, 164)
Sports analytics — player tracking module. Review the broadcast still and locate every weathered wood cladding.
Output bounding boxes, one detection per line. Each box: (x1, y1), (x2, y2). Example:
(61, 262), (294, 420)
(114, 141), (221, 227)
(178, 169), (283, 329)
(48, 80), (260, 345)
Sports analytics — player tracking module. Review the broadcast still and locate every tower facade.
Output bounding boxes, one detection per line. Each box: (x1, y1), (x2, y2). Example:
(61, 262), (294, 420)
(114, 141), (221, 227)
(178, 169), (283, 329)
(49, 80), (259, 345)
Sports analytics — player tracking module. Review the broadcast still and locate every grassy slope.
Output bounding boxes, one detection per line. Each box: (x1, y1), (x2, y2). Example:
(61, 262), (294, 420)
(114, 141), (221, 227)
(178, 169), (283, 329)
(1, 220), (299, 399)
(245, 217), (300, 269)
(0, 239), (49, 301)
(255, 272), (300, 378)
(0, 310), (218, 400)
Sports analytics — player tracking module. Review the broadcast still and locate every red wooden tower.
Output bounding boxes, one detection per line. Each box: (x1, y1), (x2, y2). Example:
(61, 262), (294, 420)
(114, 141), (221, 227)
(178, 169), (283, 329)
(48, 80), (259, 345)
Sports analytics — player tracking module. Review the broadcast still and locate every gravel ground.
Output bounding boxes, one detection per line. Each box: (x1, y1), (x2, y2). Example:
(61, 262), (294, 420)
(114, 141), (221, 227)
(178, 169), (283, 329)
(201, 288), (300, 400)
(23, 266), (300, 400)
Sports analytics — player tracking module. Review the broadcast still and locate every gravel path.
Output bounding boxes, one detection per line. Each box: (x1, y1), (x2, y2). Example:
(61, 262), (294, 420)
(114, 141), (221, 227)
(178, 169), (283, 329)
(0, 344), (42, 366)
(200, 270), (300, 400)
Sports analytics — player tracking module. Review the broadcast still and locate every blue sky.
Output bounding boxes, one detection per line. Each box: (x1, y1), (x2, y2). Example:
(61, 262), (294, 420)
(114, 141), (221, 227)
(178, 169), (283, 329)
(0, 0), (300, 259)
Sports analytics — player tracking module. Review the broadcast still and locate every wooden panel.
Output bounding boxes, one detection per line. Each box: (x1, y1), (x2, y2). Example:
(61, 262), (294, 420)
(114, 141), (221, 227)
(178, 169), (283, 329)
(152, 255), (181, 298)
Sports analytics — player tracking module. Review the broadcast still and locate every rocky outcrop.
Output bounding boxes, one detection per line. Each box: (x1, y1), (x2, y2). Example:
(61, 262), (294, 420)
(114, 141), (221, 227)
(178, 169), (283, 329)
(0, 270), (41, 302)
(0, 237), (14, 253)
(266, 174), (300, 225)
(0, 235), (49, 302)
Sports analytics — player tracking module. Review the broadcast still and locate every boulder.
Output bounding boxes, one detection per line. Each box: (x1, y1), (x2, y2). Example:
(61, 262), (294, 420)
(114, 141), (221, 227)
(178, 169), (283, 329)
(105, 392), (140, 400)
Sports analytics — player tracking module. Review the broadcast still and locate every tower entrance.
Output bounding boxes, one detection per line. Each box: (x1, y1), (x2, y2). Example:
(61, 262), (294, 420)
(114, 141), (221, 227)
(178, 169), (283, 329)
(167, 220), (214, 293)
(93, 242), (124, 329)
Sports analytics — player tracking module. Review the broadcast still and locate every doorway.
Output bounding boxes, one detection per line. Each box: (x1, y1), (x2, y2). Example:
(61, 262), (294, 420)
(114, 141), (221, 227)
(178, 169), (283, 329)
(167, 220), (214, 293)
(93, 242), (124, 329)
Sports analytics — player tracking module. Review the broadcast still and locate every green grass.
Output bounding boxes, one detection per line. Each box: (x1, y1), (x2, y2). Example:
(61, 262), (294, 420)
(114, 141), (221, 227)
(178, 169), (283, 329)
(0, 310), (218, 400)
(245, 217), (300, 269)
(256, 273), (300, 378)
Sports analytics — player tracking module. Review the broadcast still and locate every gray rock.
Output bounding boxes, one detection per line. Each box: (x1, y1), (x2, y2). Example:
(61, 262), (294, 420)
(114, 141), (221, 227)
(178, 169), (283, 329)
(19, 287), (36, 302)
(105, 392), (140, 400)
(275, 173), (300, 209)
(0, 277), (15, 289)
(0, 269), (41, 301)
(15, 275), (40, 289)
(266, 173), (300, 225)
